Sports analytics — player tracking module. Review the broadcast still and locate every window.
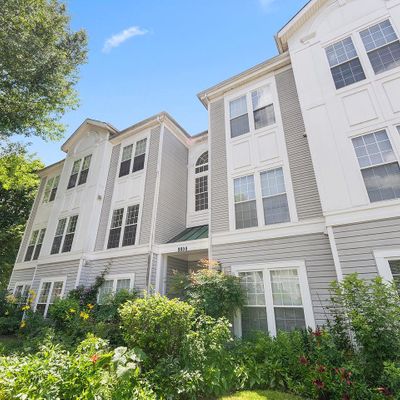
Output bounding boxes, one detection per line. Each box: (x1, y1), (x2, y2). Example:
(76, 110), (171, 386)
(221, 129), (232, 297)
(195, 152), (208, 174)
(62, 215), (78, 253)
(107, 208), (124, 249)
(42, 175), (60, 203)
(251, 86), (276, 129)
(360, 20), (400, 74)
(97, 274), (134, 304)
(389, 260), (400, 291)
(36, 279), (65, 316)
(13, 282), (31, 305)
(67, 155), (92, 189)
(260, 168), (290, 225)
(234, 175), (258, 229)
(236, 264), (313, 337)
(78, 155), (92, 185)
(119, 139), (147, 177)
(325, 37), (366, 89)
(195, 176), (208, 211)
(230, 96), (250, 138)
(132, 139), (147, 173)
(51, 216), (78, 254)
(352, 130), (400, 202)
(122, 205), (139, 247)
(25, 228), (46, 261)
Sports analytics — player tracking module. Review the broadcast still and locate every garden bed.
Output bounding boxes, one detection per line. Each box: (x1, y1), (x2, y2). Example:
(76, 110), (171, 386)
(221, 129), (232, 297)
(220, 390), (303, 399)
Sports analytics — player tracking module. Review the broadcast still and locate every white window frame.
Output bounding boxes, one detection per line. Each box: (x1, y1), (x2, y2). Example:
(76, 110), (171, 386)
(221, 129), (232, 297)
(118, 136), (149, 179)
(374, 249), (400, 283)
(34, 276), (67, 317)
(13, 281), (32, 304)
(97, 273), (135, 304)
(42, 175), (60, 203)
(67, 154), (92, 189)
(50, 215), (79, 255)
(231, 261), (315, 337)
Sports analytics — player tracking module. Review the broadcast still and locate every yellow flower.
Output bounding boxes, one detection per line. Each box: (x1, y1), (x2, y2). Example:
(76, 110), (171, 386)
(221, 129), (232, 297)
(21, 305), (30, 311)
(87, 303), (94, 310)
(69, 308), (76, 314)
(20, 320), (26, 329)
(5, 294), (17, 304)
(80, 311), (89, 320)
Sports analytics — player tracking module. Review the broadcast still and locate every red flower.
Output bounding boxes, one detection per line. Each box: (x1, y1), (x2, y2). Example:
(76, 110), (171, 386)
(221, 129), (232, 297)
(299, 356), (309, 365)
(312, 328), (323, 337)
(313, 379), (325, 390)
(317, 365), (326, 373)
(90, 354), (99, 363)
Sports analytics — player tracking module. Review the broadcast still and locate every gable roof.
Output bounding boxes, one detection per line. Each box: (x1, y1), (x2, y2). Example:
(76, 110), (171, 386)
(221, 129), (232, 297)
(276, 0), (329, 53)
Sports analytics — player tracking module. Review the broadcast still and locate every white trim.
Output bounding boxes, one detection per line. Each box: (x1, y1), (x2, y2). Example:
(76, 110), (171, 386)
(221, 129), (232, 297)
(12, 281), (32, 295)
(327, 226), (344, 281)
(154, 238), (209, 254)
(374, 248), (400, 283)
(74, 258), (86, 288)
(231, 260), (315, 337)
(97, 273), (135, 303)
(34, 276), (67, 317)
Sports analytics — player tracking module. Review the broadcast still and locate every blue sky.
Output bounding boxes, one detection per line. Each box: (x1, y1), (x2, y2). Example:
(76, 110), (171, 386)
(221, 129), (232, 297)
(21, 0), (308, 166)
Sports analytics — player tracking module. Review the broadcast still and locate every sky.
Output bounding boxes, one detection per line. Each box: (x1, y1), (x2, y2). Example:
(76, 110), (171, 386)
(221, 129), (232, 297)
(19, 0), (309, 166)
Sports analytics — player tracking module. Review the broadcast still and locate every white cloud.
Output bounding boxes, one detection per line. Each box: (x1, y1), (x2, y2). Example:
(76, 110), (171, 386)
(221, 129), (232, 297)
(259, 0), (276, 12)
(103, 26), (148, 53)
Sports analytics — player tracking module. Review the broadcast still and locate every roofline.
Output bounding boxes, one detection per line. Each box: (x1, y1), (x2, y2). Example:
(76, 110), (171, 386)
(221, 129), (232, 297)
(37, 159), (65, 177)
(191, 130), (208, 139)
(197, 52), (291, 108)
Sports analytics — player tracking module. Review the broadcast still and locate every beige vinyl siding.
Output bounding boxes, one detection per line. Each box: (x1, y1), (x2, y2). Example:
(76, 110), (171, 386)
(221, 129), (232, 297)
(85, 254), (149, 292)
(7, 268), (35, 290)
(139, 126), (161, 245)
(16, 178), (47, 263)
(154, 128), (188, 244)
(275, 68), (323, 220)
(209, 99), (230, 233)
(31, 260), (81, 295)
(212, 233), (337, 326)
(333, 217), (400, 279)
(94, 144), (121, 251)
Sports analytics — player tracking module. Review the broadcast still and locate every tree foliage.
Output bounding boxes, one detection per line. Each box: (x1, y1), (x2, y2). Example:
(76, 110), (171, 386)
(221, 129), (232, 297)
(0, 0), (87, 140)
(0, 142), (44, 289)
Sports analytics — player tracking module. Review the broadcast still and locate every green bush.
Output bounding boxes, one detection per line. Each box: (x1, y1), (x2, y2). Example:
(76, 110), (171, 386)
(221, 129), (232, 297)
(0, 290), (23, 335)
(120, 294), (195, 362)
(170, 264), (245, 319)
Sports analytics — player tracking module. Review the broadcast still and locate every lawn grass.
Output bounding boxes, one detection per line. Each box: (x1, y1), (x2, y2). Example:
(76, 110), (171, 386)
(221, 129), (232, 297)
(219, 390), (302, 400)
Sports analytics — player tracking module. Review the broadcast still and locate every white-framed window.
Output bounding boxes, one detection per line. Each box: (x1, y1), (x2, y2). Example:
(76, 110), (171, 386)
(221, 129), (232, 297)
(232, 262), (315, 337)
(13, 281), (31, 305)
(50, 215), (78, 254)
(325, 37), (366, 89)
(228, 85), (276, 138)
(352, 130), (400, 203)
(25, 228), (46, 262)
(360, 19), (400, 75)
(42, 175), (60, 203)
(119, 138), (148, 177)
(35, 277), (66, 317)
(67, 154), (92, 189)
(374, 249), (400, 293)
(107, 204), (140, 249)
(97, 274), (135, 304)
(260, 167), (290, 225)
(234, 175), (258, 229)
(195, 152), (209, 212)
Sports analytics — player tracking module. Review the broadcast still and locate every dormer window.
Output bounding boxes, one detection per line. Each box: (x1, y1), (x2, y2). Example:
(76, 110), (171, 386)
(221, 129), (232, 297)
(67, 155), (92, 189)
(119, 138), (147, 177)
(195, 152), (208, 211)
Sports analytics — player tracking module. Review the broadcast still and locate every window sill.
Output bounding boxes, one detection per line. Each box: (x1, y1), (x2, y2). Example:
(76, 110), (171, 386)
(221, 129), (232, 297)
(229, 123), (278, 142)
(117, 170), (145, 182)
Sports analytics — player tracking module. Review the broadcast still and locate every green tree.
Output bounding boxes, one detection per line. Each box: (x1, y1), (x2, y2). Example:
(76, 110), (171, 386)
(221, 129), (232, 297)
(0, 0), (87, 140)
(0, 143), (44, 289)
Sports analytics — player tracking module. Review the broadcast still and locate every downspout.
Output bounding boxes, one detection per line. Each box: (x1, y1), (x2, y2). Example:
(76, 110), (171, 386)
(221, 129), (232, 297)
(147, 116), (165, 292)
(327, 226), (344, 281)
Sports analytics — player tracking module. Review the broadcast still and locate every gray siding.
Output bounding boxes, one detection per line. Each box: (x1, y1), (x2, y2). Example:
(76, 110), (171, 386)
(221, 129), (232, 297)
(31, 260), (80, 295)
(154, 128), (188, 244)
(209, 99), (230, 233)
(94, 144), (121, 251)
(139, 126), (161, 245)
(166, 256), (189, 295)
(333, 217), (400, 279)
(8, 268), (35, 290)
(16, 178), (46, 263)
(275, 68), (323, 220)
(84, 254), (149, 292)
(150, 253), (158, 290)
(212, 233), (337, 326)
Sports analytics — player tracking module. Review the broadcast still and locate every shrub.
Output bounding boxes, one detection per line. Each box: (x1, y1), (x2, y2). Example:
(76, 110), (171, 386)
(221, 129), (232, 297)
(0, 290), (23, 335)
(329, 274), (400, 384)
(120, 294), (195, 362)
(171, 260), (245, 319)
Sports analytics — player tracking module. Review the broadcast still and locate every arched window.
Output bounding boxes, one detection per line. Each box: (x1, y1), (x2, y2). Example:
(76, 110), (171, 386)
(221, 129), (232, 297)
(195, 152), (208, 174)
(195, 152), (208, 211)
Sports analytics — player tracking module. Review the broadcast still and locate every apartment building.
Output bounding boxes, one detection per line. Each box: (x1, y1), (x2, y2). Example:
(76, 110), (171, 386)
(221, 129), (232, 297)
(9, 0), (400, 337)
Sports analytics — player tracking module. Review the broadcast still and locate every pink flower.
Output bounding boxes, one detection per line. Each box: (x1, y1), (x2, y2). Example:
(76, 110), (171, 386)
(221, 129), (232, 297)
(90, 354), (99, 363)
